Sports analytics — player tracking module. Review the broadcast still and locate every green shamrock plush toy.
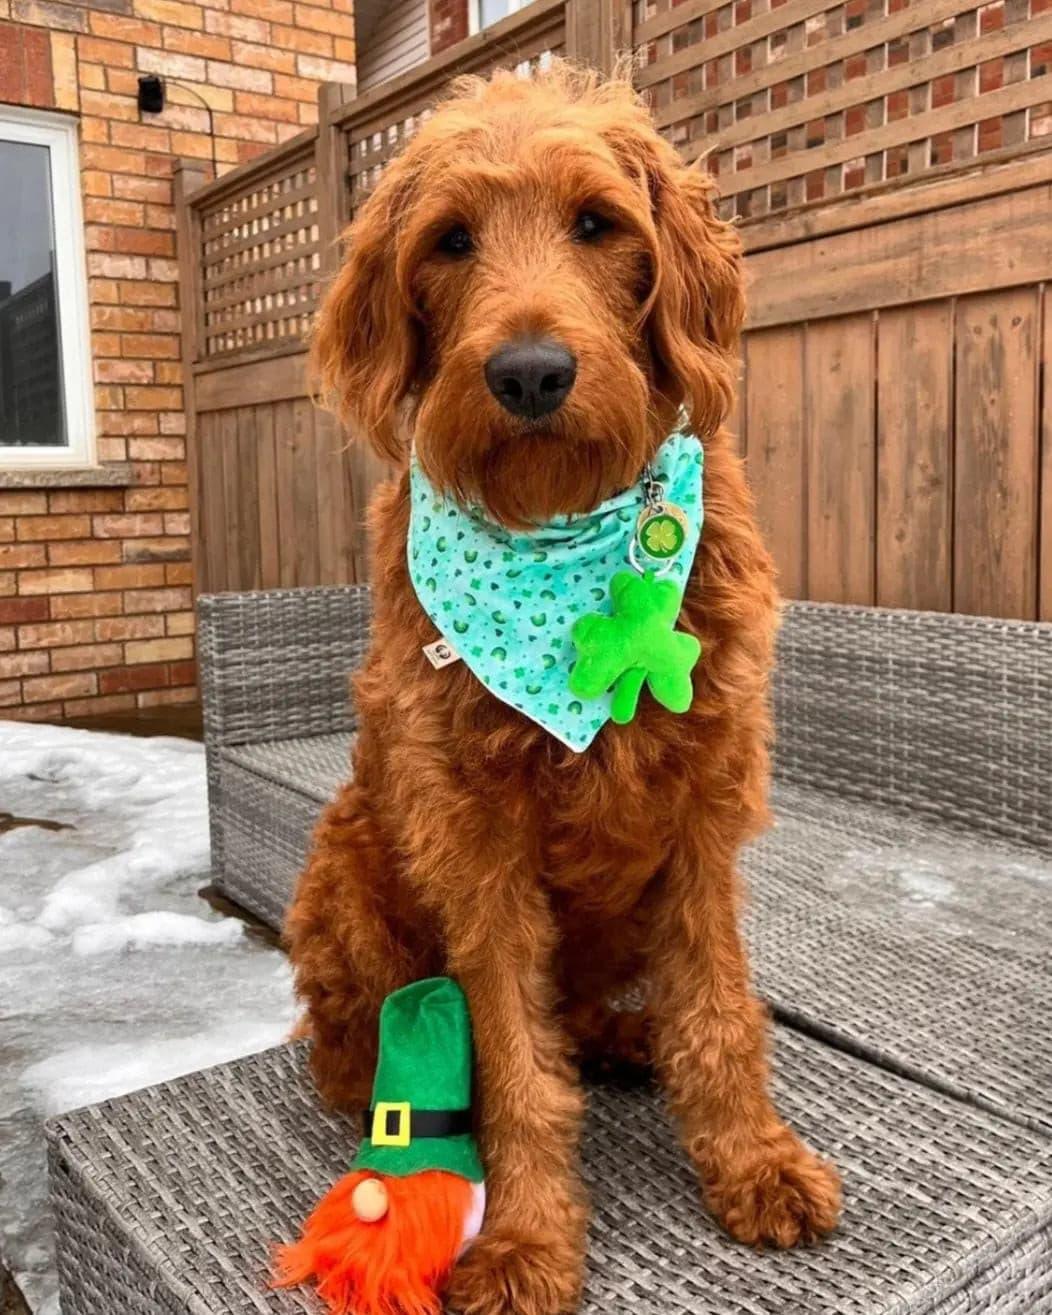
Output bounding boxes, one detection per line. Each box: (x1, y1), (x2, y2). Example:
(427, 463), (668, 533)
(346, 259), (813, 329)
(569, 571), (701, 724)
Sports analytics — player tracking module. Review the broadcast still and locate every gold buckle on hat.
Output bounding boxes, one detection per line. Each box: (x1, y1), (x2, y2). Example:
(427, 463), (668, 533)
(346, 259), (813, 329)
(372, 1101), (411, 1147)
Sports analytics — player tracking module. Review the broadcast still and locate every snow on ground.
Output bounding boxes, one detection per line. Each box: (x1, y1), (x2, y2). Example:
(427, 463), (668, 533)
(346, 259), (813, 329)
(0, 720), (298, 1314)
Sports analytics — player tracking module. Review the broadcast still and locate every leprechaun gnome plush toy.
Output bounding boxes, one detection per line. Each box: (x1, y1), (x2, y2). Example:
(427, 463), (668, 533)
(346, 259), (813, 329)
(275, 977), (485, 1315)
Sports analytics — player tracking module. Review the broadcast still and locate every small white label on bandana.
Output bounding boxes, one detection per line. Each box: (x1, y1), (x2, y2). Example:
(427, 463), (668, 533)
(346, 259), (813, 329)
(423, 637), (461, 669)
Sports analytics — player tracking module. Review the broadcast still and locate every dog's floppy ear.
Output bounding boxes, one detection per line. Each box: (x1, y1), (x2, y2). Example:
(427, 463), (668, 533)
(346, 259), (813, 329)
(310, 162), (419, 464)
(616, 122), (745, 435)
(649, 160), (745, 433)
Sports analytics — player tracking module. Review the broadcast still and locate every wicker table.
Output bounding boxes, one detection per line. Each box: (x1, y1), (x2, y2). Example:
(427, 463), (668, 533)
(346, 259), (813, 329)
(49, 1028), (1052, 1315)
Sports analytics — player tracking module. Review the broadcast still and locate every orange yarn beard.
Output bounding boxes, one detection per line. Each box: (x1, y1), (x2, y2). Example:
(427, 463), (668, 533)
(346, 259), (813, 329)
(273, 1169), (475, 1315)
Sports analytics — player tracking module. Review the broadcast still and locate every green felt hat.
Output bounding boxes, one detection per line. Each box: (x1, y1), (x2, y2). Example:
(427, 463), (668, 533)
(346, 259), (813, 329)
(352, 977), (484, 1183)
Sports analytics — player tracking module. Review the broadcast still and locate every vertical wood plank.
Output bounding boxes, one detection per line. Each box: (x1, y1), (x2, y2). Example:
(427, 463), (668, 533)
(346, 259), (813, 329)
(316, 82), (355, 268)
(173, 161), (210, 599)
(338, 440), (361, 583)
(293, 397), (321, 586)
(318, 412), (356, 584)
(193, 409), (210, 595)
(1040, 284), (1052, 622)
(805, 314), (877, 605)
(346, 442), (391, 582)
(876, 301), (954, 612)
(195, 412), (213, 594)
(202, 412), (229, 594)
(274, 399), (298, 588)
(237, 405), (262, 592)
(315, 409), (339, 585)
(954, 287), (1040, 619)
(256, 405), (280, 589)
(315, 81), (363, 585)
(565, 0), (633, 74)
(727, 338), (745, 460)
(220, 408), (242, 592)
(743, 324), (806, 598)
(207, 415), (230, 591)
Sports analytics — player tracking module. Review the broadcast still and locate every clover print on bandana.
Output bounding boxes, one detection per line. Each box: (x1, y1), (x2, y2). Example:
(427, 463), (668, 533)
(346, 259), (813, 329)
(408, 430), (704, 752)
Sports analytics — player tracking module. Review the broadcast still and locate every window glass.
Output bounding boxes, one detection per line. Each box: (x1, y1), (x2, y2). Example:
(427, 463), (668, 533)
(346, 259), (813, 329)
(480, 0), (512, 27)
(0, 138), (66, 448)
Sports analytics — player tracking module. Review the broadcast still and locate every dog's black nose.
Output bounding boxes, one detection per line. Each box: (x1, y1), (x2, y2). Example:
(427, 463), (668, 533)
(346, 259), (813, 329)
(484, 339), (577, 419)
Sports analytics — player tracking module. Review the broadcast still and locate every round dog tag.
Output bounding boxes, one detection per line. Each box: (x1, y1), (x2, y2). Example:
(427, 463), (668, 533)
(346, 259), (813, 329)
(636, 502), (689, 562)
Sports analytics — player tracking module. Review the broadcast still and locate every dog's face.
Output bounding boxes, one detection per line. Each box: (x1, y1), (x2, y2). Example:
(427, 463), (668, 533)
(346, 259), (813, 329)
(313, 64), (744, 526)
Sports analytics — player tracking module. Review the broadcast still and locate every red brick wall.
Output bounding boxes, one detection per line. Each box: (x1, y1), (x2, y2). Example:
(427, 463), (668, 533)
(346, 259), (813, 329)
(0, 0), (355, 724)
(0, 489), (195, 718)
(0, 19), (55, 104)
(428, 0), (467, 54)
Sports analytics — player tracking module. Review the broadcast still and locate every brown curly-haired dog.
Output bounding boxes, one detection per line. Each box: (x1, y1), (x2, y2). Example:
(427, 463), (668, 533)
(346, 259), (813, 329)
(287, 63), (840, 1315)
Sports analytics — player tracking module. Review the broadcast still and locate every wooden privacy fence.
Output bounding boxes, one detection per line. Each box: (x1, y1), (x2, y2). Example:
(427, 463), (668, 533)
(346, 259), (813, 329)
(177, 0), (1052, 621)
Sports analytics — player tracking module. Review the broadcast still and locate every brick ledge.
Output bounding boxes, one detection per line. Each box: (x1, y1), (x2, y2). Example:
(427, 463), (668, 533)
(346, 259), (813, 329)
(0, 464), (136, 490)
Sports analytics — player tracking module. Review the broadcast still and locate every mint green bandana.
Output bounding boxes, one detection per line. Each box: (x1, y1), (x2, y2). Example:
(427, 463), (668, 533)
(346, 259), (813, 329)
(408, 430), (704, 752)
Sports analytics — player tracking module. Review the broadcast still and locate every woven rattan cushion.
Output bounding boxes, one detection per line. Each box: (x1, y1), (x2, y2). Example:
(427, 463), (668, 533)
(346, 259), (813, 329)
(744, 782), (1052, 1137)
(48, 1031), (1052, 1315)
(224, 733), (354, 805)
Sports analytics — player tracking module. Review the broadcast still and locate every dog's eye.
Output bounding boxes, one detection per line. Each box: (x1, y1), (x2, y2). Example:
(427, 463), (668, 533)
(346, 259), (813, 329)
(437, 225), (474, 258)
(573, 211), (613, 242)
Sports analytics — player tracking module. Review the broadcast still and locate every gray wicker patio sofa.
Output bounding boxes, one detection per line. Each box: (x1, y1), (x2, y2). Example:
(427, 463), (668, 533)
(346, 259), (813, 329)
(48, 588), (1052, 1314)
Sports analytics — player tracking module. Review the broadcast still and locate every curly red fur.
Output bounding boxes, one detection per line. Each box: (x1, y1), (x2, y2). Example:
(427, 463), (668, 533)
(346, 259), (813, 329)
(290, 63), (840, 1315)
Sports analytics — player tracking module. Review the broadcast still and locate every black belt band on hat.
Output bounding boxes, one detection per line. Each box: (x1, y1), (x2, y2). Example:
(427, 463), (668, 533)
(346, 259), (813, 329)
(363, 1107), (473, 1141)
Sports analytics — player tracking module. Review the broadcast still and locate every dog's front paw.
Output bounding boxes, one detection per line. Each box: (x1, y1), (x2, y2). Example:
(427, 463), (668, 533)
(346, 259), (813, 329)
(704, 1128), (841, 1248)
(446, 1228), (584, 1315)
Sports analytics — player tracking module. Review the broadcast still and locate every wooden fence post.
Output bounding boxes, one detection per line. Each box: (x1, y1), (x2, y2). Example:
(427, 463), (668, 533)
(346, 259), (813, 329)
(174, 158), (210, 599)
(316, 81), (355, 274)
(313, 81), (372, 584)
(564, 0), (634, 75)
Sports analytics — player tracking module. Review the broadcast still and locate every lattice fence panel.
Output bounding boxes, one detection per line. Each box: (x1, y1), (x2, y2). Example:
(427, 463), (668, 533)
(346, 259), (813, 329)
(199, 145), (320, 360)
(346, 30), (565, 217)
(635, 0), (1052, 220)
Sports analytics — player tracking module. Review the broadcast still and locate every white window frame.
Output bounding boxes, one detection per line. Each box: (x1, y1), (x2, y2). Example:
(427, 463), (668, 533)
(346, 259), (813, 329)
(468, 0), (528, 36)
(0, 107), (95, 470)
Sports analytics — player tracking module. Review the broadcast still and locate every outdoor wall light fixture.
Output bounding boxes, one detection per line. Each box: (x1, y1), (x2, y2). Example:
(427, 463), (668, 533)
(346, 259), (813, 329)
(137, 75), (166, 115)
(137, 74), (218, 176)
